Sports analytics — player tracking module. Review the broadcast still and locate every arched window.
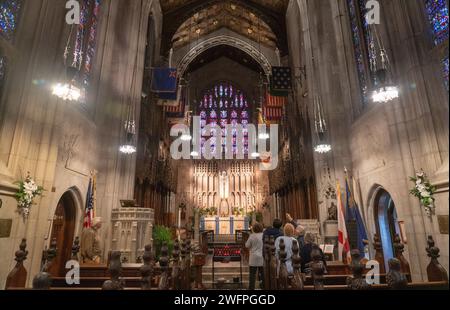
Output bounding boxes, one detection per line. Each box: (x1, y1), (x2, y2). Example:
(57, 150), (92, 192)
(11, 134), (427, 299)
(74, 0), (101, 93)
(0, 0), (22, 42)
(424, 0), (449, 90)
(198, 82), (251, 156)
(347, 0), (376, 105)
(1, 0), (23, 98)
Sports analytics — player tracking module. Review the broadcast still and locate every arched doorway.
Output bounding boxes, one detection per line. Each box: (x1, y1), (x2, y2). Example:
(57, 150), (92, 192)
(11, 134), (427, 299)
(48, 192), (77, 276)
(374, 189), (400, 270)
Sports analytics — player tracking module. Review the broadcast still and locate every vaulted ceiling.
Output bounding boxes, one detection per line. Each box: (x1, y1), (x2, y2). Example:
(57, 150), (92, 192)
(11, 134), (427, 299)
(160, 0), (289, 56)
(160, 0), (289, 14)
(171, 3), (278, 49)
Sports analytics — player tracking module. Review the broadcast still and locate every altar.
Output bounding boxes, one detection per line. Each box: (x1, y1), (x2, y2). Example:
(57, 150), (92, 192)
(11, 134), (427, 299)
(200, 216), (250, 235)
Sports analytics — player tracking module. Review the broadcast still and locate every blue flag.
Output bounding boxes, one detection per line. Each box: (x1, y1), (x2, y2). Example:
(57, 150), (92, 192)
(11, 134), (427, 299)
(151, 68), (177, 93)
(345, 178), (368, 258)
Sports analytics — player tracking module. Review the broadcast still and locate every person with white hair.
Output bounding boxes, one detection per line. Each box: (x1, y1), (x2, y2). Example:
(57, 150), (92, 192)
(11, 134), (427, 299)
(294, 225), (306, 250)
(80, 217), (103, 264)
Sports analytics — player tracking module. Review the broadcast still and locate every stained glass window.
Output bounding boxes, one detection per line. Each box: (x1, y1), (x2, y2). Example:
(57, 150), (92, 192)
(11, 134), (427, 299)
(0, 0), (22, 42)
(74, 0), (101, 93)
(198, 82), (251, 157)
(347, 0), (376, 105)
(425, 0), (449, 46)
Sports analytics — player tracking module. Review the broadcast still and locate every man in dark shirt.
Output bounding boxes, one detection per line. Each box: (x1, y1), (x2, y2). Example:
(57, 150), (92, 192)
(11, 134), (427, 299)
(263, 218), (283, 241)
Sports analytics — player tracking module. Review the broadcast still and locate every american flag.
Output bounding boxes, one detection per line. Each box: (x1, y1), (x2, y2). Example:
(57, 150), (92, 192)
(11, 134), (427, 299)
(83, 178), (95, 228)
(265, 92), (287, 107)
(263, 106), (284, 122)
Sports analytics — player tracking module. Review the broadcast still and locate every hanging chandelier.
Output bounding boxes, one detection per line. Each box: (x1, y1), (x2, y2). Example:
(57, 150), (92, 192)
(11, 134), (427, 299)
(52, 23), (83, 102)
(369, 25), (399, 104)
(119, 53), (139, 155)
(313, 95), (332, 154)
(119, 120), (137, 154)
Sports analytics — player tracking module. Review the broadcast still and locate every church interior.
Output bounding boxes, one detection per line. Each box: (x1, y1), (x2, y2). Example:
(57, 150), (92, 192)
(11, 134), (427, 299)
(0, 0), (449, 291)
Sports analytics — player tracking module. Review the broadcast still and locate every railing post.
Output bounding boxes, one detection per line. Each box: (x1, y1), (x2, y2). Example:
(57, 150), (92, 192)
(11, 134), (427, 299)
(310, 247), (326, 290)
(426, 235), (449, 283)
(373, 234), (386, 273)
(71, 237), (80, 261)
(346, 249), (370, 290)
(171, 240), (181, 290)
(278, 239), (288, 290)
(5, 239), (28, 289)
(386, 258), (408, 290)
(102, 251), (124, 290)
(393, 234), (411, 278)
(269, 236), (278, 290)
(158, 242), (170, 290)
(140, 244), (154, 290)
(291, 239), (304, 290)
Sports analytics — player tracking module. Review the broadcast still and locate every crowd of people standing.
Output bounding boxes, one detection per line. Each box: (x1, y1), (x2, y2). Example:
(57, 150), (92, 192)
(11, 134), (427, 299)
(245, 213), (327, 290)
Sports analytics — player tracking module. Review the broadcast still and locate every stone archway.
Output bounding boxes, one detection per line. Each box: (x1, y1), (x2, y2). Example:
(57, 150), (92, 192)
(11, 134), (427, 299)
(48, 191), (77, 277)
(372, 188), (400, 271)
(177, 35), (273, 77)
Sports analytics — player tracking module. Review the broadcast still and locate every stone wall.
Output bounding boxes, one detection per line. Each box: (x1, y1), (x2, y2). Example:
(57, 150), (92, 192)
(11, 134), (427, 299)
(286, 0), (449, 280)
(0, 0), (162, 288)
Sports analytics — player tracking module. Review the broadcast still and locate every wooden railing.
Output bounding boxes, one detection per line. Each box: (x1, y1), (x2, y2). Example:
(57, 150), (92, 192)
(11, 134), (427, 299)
(5, 234), (449, 290)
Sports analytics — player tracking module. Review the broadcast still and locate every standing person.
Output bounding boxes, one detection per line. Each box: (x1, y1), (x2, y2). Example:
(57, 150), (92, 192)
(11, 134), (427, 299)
(245, 222), (265, 290)
(263, 218), (284, 241)
(286, 213), (298, 228)
(295, 225), (306, 250)
(274, 223), (297, 275)
(80, 217), (103, 264)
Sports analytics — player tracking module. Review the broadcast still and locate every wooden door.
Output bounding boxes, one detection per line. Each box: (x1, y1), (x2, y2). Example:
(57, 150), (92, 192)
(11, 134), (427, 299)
(48, 193), (76, 277)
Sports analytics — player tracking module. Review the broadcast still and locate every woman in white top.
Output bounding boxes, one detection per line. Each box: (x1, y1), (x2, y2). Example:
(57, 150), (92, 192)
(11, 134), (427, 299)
(275, 223), (297, 275)
(245, 222), (265, 290)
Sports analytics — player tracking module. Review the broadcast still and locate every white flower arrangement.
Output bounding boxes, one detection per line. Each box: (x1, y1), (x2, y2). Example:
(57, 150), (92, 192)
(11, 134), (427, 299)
(410, 170), (436, 217)
(15, 174), (44, 219)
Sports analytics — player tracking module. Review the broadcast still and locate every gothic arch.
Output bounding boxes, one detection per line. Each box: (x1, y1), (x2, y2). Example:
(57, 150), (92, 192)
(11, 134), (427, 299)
(177, 35), (272, 76)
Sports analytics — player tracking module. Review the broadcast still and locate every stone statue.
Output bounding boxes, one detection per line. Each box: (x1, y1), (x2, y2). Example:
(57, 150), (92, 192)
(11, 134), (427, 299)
(327, 201), (337, 221)
(80, 217), (103, 264)
(386, 258), (408, 290)
(218, 171), (230, 216)
(219, 171), (229, 199)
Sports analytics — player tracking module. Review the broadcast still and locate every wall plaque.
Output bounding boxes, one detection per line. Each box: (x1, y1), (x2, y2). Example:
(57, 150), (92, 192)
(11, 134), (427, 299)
(0, 219), (13, 238)
(437, 215), (449, 235)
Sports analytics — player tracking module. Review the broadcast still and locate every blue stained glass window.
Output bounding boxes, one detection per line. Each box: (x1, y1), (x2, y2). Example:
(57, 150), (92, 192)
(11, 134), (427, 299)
(74, 0), (101, 93)
(197, 82), (251, 157)
(425, 0), (449, 46)
(0, 0), (22, 42)
(347, 0), (376, 105)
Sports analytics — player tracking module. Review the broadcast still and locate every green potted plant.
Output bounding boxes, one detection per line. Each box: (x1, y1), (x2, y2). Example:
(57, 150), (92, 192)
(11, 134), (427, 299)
(153, 225), (174, 260)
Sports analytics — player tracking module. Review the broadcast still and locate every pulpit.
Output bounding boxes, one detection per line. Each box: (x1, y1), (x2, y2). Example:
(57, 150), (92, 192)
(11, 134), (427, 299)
(111, 207), (154, 263)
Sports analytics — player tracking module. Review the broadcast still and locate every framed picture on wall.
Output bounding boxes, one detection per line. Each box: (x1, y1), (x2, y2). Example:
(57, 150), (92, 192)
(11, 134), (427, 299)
(398, 220), (407, 244)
